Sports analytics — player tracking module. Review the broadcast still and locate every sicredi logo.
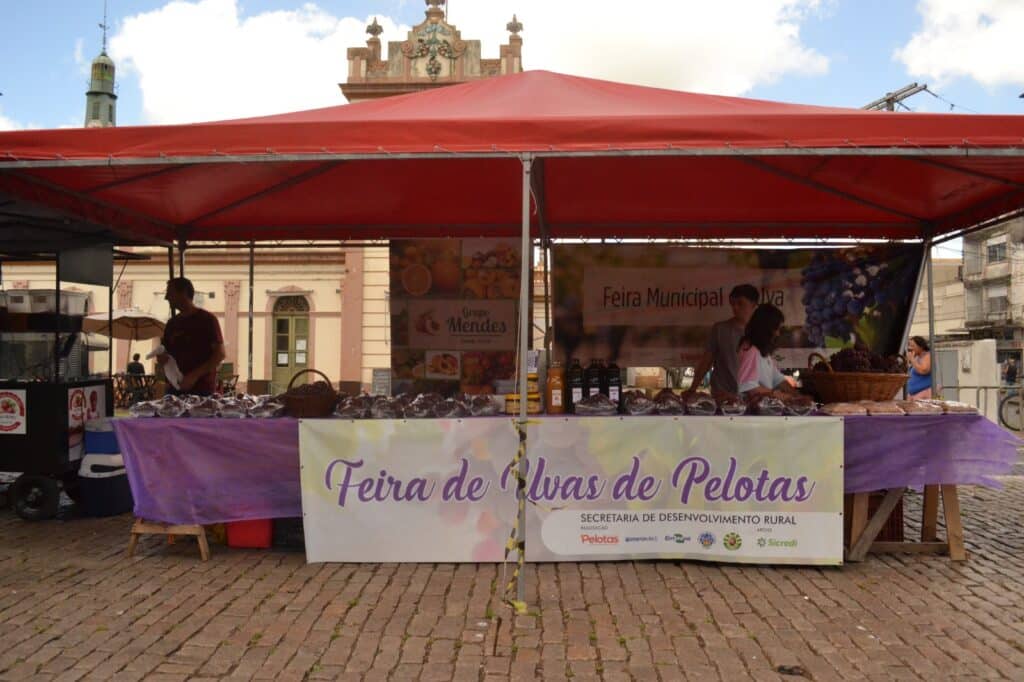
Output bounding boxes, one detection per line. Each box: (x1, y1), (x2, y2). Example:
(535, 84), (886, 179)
(580, 534), (619, 545)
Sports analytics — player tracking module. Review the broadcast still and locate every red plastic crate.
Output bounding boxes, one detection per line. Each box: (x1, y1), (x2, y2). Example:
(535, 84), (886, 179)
(226, 519), (273, 549)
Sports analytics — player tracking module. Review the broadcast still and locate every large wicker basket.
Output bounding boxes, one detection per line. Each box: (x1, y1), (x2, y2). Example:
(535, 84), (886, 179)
(802, 352), (907, 403)
(282, 369), (338, 418)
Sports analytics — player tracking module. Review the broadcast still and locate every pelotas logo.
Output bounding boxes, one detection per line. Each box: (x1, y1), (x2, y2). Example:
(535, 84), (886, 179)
(580, 534), (619, 545)
(723, 533), (742, 551)
(698, 532), (715, 548)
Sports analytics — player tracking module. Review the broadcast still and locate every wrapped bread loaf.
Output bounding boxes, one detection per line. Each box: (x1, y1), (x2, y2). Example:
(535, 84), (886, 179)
(930, 400), (977, 414)
(894, 400), (943, 415)
(782, 394), (815, 416)
(862, 401), (905, 416)
(718, 394), (747, 416)
(683, 392), (717, 416)
(621, 390), (656, 416)
(820, 402), (868, 416)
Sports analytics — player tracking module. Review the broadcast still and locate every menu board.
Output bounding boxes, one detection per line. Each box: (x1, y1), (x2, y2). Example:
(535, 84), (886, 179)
(389, 239), (523, 395)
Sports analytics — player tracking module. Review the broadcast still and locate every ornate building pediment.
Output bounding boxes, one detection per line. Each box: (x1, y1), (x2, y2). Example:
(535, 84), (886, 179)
(341, 0), (523, 103)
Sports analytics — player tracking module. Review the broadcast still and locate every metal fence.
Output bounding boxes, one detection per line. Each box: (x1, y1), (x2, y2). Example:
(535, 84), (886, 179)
(936, 382), (1023, 431)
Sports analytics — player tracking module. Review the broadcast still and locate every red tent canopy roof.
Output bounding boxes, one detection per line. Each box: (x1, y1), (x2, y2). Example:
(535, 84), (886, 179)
(1, 70), (1023, 244)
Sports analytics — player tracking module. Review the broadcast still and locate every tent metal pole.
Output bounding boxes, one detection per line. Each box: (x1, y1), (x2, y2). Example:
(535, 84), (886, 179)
(926, 239), (937, 395)
(54, 257), (61, 381)
(167, 247), (175, 318)
(107, 282), (113, 376)
(248, 241), (255, 383)
(515, 154), (533, 608)
(897, 244), (929, 364)
(177, 239), (186, 277)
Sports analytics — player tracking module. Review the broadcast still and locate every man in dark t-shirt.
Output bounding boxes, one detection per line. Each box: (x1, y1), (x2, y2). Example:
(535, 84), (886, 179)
(126, 353), (145, 375)
(159, 277), (225, 396)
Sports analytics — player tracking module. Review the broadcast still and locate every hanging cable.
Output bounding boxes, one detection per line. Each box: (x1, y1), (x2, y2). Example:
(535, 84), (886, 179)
(923, 86), (980, 114)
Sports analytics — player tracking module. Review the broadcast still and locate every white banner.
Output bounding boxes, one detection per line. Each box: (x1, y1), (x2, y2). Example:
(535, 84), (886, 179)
(299, 417), (844, 565)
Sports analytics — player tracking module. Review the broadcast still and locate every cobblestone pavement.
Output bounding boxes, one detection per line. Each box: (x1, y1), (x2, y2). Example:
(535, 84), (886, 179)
(0, 459), (1022, 681)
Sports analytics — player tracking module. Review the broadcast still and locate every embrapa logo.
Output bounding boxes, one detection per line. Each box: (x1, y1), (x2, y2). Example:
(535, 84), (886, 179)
(580, 534), (619, 545)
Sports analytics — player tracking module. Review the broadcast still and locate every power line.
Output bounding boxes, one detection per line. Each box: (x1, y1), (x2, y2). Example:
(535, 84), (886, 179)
(923, 86), (979, 114)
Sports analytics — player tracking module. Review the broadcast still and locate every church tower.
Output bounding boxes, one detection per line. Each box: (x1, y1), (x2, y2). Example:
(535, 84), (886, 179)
(84, 3), (117, 128)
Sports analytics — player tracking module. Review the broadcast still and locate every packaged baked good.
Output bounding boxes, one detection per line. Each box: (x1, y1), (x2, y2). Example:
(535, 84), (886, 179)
(129, 401), (158, 418)
(436, 398), (469, 419)
(718, 394), (747, 416)
(820, 402), (868, 416)
(653, 389), (684, 415)
(574, 393), (619, 416)
(751, 395), (785, 416)
(782, 393), (816, 416)
(250, 401), (285, 418)
(188, 398), (220, 418)
(684, 392), (718, 416)
(467, 395), (502, 417)
(156, 395), (187, 418)
(219, 398), (247, 419)
(894, 400), (943, 415)
(931, 400), (977, 414)
(621, 390), (656, 416)
(863, 401), (905, 416)
(371, 396), (404, 419)
(407, 393), (444, 418)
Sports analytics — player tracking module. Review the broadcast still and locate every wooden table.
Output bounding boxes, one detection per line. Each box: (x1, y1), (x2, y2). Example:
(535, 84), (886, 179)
(845, 485), (965, 562)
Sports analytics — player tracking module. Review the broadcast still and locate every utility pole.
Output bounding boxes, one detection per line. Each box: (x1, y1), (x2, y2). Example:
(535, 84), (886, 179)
(862, 82), (927, 111)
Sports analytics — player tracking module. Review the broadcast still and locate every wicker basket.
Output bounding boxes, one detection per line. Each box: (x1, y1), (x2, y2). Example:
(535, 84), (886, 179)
(282, 369), (338, 418)
(802, 352), (907, 403)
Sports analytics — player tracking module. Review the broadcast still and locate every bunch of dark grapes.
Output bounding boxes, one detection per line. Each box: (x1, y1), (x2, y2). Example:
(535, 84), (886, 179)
(813, 348), (902, 374)
(799, 249), (912, 347)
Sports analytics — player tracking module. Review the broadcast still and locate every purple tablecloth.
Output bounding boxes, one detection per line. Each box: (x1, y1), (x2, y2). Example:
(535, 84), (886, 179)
(843, 414), (1018, 493)
(113, 415), (1019, 525)
(113, 418), (301, 525)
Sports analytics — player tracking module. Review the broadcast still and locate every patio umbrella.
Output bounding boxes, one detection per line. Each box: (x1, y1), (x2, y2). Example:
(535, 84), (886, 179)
(82, 308), (165, 341)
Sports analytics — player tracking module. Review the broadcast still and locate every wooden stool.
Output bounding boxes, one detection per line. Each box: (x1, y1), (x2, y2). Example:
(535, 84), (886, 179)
(845, 485), (966, 562)
(127, 518), (210, 561)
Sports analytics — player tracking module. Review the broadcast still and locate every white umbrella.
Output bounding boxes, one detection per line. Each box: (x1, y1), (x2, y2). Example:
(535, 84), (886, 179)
(82, 308), (165, 341)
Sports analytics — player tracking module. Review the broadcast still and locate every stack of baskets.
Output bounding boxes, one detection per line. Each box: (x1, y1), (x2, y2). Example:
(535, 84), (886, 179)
(281, 369), (338, 418)
(802, 352), (907, 403)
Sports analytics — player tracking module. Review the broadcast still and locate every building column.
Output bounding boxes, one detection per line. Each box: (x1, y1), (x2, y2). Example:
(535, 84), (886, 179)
(223, 281), (241, 371)
(339, 249), (364, 385)
(115, 280), (133, 370)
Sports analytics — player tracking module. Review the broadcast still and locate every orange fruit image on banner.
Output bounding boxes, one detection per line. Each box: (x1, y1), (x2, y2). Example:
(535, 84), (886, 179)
(401, 264), (432, 296)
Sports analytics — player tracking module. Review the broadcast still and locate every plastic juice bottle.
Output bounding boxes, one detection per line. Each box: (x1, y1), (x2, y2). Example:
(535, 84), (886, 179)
(546, 361), (565, 414)
(567, 358), (584, 412)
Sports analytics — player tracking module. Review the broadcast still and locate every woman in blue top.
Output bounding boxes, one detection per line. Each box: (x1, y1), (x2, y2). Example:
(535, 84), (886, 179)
(906, 336), (932, 399)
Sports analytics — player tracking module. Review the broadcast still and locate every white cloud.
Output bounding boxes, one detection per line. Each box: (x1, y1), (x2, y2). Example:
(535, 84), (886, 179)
(74, 38), (85, 66)
(0, 107), (23, 131)
(896, 0), (1024, 88)
(447, 0), (829, 94)
(111, 0), (827, 124)
(110, 0), (409, 124)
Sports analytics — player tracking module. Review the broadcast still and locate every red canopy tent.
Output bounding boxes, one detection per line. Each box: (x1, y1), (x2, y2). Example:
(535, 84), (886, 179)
(3, 71), (1021, 598)
(1, 70), (1023, 245)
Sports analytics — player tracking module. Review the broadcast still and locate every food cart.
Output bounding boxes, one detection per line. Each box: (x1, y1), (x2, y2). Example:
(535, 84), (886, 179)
(1, 71), (1021, 595)
(0, 196), (161, 518)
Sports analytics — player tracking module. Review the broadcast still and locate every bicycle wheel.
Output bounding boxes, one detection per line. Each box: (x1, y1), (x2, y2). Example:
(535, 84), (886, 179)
(999, 394), (1023, 431)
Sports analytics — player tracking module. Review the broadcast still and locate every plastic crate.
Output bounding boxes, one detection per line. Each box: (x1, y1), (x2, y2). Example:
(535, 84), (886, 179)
(226, 519), (272, 549)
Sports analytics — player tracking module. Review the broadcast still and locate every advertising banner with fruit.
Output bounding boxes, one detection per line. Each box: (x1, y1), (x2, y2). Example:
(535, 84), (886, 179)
(389, 239), (523, 395)
(0, 390), (28, 435)
(553, 244), (922, 369)
(299, 416), (842, 565)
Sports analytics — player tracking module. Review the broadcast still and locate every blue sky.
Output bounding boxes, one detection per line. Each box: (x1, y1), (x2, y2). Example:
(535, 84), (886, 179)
(2, 0), (1022, 131)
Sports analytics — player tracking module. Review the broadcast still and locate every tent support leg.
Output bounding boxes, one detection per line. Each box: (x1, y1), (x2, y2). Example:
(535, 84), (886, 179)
(248, 241), (255, 384)
(177, 239), (186, 278)
(926, 238), (937, 395)
(515, 154), (533, 608)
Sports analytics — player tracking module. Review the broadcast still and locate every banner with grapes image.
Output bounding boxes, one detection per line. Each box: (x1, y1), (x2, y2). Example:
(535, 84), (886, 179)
(552, 244), (923, 370)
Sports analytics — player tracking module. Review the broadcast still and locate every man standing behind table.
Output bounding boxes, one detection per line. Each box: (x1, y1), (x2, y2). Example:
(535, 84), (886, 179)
(685, 284), (759, 399)
(157, 277), (225, 396)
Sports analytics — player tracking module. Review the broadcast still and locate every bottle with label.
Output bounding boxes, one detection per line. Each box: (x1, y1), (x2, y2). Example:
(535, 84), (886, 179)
(585, 359), (603, 397)
(546, 361), (565, 414)
(606, 360), (621, 405)
(567, 358), (584, 412)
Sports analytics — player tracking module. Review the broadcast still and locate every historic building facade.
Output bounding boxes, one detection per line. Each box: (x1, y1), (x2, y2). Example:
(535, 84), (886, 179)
(5, 1), (524, 393)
